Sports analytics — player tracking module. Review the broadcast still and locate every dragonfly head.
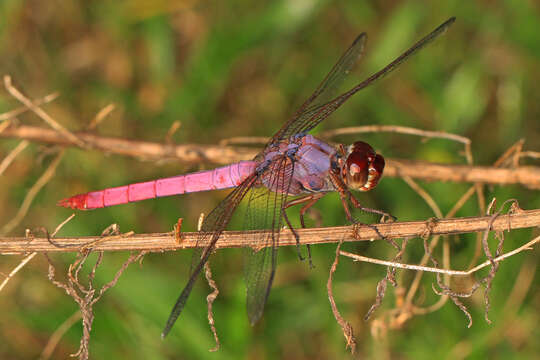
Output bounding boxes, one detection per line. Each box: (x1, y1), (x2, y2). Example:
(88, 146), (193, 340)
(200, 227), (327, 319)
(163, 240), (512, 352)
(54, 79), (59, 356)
(341, 141), (385, 192)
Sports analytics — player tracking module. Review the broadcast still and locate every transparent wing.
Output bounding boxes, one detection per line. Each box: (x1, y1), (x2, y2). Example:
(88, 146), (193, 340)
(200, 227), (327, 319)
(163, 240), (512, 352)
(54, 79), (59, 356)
(271, 32), (367, 142)
(272, 17), (455, 141)
(161, 155), (295, 335)
(161, 173), (257, 338)
(243, 156), (294, 325)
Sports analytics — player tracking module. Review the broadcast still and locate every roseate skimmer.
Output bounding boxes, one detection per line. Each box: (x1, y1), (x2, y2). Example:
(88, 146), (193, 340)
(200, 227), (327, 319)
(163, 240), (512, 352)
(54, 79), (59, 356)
(59, 17), (455, 337)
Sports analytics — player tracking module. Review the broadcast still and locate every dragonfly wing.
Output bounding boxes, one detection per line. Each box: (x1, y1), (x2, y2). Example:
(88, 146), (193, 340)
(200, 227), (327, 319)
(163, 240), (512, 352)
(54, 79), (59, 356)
(272, 32), (367, 142)
(243, 188), (280, 326)
(243, 156), (295, 325)
(161, 173), (258, 338)
(274, 17), (456, 140)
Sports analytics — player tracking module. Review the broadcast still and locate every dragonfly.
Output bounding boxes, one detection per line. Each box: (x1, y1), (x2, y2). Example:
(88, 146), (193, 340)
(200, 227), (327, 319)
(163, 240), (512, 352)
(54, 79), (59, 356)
(59, 17), (455, 337)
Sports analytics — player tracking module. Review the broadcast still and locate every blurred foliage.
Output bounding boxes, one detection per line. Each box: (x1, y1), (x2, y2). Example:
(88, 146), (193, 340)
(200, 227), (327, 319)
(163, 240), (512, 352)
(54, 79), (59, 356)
(1, 0), (539, 359)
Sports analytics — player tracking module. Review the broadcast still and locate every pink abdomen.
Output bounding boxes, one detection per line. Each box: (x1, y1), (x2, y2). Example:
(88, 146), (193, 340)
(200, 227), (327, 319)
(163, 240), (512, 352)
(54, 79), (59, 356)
(58, 161), (257, 210)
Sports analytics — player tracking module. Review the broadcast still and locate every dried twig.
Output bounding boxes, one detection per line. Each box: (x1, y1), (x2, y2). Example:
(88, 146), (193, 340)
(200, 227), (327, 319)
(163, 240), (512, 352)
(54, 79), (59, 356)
(196, 212), (221, 352)
(339, 234), (540, 276)
(0, 120), (11, 133)
(521, 151), (540, 160)
(0, 140), (29, 175)
(165, 120), (182, 144)
(87, 104), (115, 131)
(1, 124), (539, 188)
(402, 139), (530, 318)
(346, 200), (538, 333)
(327, 240), (356, 353)
(3, 76), (84, 147)
(46, 250), (146, 360)
(384, 126), (476, 324)
(204, 262), (220, 352)
(0, 124), (256, 165)
(1, 209), (539, 254)
(320, 125), (471, 145)
(0, 91), (60, 121)
(0, 252), (37, 293)
(0, 214), (75, 293)
(219, 136), (268, 146)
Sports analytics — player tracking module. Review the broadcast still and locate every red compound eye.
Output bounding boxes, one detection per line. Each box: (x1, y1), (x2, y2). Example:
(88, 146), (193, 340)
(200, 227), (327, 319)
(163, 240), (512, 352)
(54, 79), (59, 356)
(344, 141), (384, 191)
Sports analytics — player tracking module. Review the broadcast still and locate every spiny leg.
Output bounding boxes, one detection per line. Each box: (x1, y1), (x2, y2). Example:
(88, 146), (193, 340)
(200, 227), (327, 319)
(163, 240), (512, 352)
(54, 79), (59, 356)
(348, 191), (401, 250)
(329, 170), (395, 221)
(348, 193), (396, 222)
(330, 172), (395, 244)
(281, 206), (304, 261)
(297, 193), (325, 269)
(283, 193), (325, 268)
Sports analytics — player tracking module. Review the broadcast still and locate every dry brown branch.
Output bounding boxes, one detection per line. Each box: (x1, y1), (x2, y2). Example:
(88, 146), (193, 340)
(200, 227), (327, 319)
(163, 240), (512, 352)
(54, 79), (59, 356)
(204, 262), (220, 352)
(339, 234), (540, 276)
(0, 140), (29, 175)
(0, 124), (256, 165)
(401, 139), (528, 317)
(165, 120), (182, 143)
(1, 124), (540, 188)
(46, 250), (146, 360)
(219, 136), (268, 146)
(87, 104), (115, 130)
(327, 240), (356, 353)
(521, 151), (540, 160)
(0, 120), (11, 133)
(385, 158), (540, 190)
(0, 252), (37, 292)
(392, 128), (484, 321)
(321, 125), (476, 167)
(197, 213), (220, 352)
(0, 91), (60, 121)
(1, 209), (539, 254)
(0, 215), (76, 293)
(320, 125), (471, 145)
(360, 200), (534, 335)
(3, 76), (85, 147)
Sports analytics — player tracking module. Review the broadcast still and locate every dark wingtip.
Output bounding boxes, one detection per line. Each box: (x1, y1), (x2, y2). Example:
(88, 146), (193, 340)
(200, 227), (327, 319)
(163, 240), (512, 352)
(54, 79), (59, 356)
(161, 321), (174, 339)
(443, 16), (457, 28)
(353, 32), (367, 45)
(248, 309), (263, 327)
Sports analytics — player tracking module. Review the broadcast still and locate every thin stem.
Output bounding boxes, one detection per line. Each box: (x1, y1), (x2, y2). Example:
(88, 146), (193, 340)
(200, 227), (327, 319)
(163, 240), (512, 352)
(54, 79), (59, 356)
(340, 233), (539, 276)
(1, 124), (539, 188)
(1, 209), (539, 254)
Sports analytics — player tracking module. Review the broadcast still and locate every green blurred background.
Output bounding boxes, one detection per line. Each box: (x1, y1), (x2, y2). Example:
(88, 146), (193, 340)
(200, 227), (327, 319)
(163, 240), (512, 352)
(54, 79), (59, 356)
(1, 0), (539, 359)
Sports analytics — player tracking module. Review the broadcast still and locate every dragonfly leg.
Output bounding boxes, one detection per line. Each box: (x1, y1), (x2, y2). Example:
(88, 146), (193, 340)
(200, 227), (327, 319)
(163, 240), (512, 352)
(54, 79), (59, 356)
(283, 193), (325, 267)
(329, 171), (395, 222)
(339, 188), (396, 225)
(348, 194), (396, 222)
(285, 193), (325, 227)
(329, 171), (396, 245)
(281, 202), (305, 261)
(335, 190), (389, 245)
